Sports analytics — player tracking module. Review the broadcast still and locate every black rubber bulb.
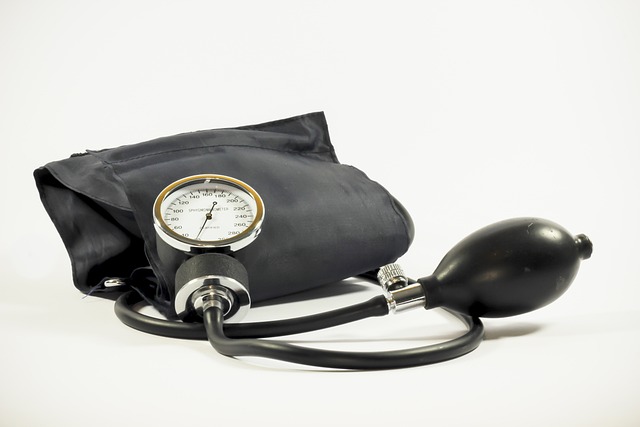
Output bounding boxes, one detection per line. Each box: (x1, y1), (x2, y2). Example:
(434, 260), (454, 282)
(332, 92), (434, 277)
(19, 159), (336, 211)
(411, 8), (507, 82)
(418, 218), (592, 317)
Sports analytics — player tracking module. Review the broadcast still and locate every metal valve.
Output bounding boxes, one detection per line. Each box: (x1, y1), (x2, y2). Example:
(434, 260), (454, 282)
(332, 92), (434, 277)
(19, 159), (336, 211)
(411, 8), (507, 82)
(376, 263), (408, 292)
(377, 263), (426, 314)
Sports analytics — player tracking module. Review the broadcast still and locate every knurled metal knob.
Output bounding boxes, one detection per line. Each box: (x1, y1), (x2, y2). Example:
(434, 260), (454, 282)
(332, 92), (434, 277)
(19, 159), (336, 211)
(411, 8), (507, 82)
(377, 263), (408, 292)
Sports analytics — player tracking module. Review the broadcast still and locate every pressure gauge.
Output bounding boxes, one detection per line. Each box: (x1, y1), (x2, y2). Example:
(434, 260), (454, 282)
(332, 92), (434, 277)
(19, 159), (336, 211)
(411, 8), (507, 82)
(153, 174), (264, 253)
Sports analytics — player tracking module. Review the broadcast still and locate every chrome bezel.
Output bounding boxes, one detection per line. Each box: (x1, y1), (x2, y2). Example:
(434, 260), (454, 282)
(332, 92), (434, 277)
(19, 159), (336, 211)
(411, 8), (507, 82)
(153, 174), (264, 253)
(174, 276), (251, 322)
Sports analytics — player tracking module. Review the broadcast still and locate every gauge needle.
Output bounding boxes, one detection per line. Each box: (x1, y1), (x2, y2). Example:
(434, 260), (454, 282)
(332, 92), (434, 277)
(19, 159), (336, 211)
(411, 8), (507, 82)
(196, 201), (217, 239)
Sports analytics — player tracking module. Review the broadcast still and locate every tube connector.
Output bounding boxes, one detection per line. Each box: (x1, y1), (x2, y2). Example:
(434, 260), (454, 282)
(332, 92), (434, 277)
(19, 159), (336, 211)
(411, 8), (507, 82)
(377, 263), (426, 314)
(197, 285), (235, 316)
(386, 283), (427, 314)
(174, 253), (251, 323)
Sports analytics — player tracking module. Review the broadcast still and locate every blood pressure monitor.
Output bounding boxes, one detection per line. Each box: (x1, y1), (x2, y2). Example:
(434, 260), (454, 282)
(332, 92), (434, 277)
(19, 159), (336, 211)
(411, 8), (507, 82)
(153, 174), (264, 322)
(38, 112), (594, 370)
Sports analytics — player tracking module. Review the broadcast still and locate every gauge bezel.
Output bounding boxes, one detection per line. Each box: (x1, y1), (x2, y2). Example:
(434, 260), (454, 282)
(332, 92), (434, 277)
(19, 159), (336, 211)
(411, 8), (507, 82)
(153, 174), (264, 253)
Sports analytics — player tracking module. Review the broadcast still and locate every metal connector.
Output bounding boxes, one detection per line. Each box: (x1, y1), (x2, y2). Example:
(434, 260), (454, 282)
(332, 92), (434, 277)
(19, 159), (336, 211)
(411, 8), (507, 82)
(175, 275), (250, 322)
(377, 263), (408, 292)
(377, 263), (426, 314)
(386, 283), (426, 314)
(195, 285), (235, 317)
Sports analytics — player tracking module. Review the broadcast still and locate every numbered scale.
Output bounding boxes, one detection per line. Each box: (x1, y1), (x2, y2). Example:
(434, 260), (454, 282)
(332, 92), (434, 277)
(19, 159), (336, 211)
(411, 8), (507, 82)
(153, 174), (265, 253)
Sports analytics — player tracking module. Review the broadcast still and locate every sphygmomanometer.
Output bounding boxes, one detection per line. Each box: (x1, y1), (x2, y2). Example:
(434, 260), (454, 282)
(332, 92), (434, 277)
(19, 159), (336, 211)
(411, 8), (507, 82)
(34, 112), (592, 370)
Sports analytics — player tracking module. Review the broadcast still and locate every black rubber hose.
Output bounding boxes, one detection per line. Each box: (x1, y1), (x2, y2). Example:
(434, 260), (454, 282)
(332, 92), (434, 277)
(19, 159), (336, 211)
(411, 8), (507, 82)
(203, 304), (485, 370)
(114, 291), (205, 339)
(114, 291), (389, 339)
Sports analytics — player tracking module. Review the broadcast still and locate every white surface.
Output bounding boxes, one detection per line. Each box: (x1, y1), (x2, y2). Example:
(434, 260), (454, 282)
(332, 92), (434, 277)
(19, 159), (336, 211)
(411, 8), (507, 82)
(1, 1), (639, 426)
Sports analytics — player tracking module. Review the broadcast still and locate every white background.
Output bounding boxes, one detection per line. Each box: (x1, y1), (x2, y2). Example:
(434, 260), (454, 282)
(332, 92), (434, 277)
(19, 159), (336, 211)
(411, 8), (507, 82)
(1, 1), (639, 426)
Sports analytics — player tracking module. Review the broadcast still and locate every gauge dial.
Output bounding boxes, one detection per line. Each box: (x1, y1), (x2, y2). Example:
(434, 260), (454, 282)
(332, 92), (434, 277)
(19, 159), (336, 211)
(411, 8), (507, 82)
(153, 174), (264, 252)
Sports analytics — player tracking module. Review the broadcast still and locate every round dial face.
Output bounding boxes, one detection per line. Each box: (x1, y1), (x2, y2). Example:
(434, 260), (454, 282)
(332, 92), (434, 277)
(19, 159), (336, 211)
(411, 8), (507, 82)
(153, 175), (264, 252)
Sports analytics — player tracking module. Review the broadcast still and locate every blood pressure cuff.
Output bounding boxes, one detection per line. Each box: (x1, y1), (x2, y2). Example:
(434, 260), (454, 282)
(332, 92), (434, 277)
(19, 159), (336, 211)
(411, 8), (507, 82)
(34, 112), (413, 317)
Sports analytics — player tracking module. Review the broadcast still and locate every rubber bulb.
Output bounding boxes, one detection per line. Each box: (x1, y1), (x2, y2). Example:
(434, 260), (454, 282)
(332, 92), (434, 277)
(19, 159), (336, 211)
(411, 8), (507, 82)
(418, 218), (592, 317)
